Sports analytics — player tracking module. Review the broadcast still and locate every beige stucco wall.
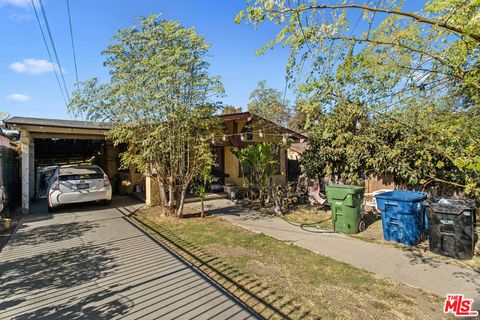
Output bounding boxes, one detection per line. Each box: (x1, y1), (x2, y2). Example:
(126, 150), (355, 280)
(145, 176), (160, 207)
(118, 167), (145, 195)
(224, 146), (242, 186)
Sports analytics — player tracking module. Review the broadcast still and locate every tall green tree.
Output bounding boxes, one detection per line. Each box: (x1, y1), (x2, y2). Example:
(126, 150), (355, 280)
(239, 0), (480, 197)
(222, 105), (243, 114)
(237, 0), (480, 107)
(248, 80), (292, 126)
(69, 16), (224, 216)
(289, 96), (322, 132)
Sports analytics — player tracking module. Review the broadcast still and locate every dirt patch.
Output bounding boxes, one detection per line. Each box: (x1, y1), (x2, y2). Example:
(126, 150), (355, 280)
(207, 244), (253, 258)
(247, 260), (278, 277)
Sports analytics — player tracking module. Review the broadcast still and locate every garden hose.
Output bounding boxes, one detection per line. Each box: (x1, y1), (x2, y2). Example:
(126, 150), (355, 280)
(281, 214), (336, 234)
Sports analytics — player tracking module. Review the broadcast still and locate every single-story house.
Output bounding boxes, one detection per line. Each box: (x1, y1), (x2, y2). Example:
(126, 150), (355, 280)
(5, 112), (307, 212)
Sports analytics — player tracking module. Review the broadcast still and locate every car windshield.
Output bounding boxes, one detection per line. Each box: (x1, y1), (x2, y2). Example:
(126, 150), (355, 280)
(59, 166), (104, 181)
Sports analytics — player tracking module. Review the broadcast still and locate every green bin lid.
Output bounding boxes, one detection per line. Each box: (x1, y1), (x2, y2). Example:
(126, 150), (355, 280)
(326, 185), (364, 192)
(326, 185), (365, 200)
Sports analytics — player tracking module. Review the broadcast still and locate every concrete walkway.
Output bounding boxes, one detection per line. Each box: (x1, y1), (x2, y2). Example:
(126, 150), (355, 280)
(188, 199), (480, 309)
(0, 197), (258, 320)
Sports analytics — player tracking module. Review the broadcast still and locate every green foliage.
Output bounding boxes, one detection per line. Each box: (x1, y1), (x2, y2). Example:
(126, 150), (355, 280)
(240, 0), (480, 198)
(289, 96), (323, 132)
(248, 80), (292, 126)
(301, 102), (371, 184)
(302, 102), (480, 198)
(69, 15), (224, 216)
(222, 105), (243, 114)
(233, 142), (278, 206)
(238, 1), (480, 107)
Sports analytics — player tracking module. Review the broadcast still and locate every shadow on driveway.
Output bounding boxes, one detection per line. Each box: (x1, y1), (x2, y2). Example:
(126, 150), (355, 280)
(0, 243), (115, 303)
(0, 197), (258, 319)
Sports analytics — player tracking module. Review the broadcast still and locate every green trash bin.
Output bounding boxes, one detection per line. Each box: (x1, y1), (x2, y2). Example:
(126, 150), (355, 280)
(326, 185), (365, 234)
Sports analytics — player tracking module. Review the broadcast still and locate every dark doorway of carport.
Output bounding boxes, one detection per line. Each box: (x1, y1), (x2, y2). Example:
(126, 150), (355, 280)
(34, 138), (109, 199)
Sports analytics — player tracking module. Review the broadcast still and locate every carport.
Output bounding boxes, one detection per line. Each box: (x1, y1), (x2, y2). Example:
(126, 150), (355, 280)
(5, 117), (117, 213)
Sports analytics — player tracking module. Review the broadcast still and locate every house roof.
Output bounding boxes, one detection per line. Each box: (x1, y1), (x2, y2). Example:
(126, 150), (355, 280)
(5, 112), (307, 140)
(217, 111), (307, 140)
(289, 142), (308, 155)
(5, 116), (112, 130)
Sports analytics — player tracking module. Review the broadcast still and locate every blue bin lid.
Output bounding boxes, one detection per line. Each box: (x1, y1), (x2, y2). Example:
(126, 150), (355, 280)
(375, 190), (427, 202)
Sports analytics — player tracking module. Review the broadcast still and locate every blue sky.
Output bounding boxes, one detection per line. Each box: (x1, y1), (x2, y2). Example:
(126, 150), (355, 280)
(0, 0), (423, 120)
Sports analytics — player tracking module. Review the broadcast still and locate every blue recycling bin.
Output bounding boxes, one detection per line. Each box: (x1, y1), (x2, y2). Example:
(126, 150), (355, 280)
(375, 190), (427, 246)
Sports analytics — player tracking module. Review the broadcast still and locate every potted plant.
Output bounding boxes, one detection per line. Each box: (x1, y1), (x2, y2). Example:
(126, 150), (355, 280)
(2, 217), (12, 230)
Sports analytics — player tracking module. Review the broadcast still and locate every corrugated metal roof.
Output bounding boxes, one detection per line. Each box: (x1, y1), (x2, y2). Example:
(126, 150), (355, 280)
(5, 116), (112, 130)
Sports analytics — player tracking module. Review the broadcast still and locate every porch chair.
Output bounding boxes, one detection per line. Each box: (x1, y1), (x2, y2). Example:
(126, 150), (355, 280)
(307, 184), (328, 211)
(363, 189), (392, 218)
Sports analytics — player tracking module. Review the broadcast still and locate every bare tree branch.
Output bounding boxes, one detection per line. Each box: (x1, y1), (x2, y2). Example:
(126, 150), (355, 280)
(272, 3), (480, 42)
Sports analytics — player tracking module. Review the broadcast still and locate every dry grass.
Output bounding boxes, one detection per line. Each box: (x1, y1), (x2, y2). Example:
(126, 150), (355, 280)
(284, 205), (480, 272)
(136, 207), (445, 319)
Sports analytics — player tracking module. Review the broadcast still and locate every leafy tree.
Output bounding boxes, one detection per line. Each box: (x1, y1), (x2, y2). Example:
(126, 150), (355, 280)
(289, 96), (322, 132)
(222, 105), (243, 114)
(237, 0), (480, 107)
(239, 0), (480, 198)
(301, 102), (372, 185)
(302, 102), (480, 198)
(248, 80), (292, 126)
(69, 16), (224, 216)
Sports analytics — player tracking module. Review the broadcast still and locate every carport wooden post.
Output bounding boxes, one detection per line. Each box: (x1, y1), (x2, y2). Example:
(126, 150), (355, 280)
(145, 176), (160, 207)
(29, 141), (35, 199)
(20, 129), (31, 213)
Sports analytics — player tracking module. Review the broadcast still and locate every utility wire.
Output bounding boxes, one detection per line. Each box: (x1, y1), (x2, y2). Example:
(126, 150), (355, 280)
(30, 0), (68, 107)
(66, 0), (80, 93)
(38, 0), (70, 101)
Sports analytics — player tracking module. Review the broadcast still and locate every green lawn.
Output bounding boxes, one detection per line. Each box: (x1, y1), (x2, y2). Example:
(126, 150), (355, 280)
(135, 208), (444, 319)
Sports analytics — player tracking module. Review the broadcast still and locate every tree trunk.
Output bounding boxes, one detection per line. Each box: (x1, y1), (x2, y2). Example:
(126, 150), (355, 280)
(176, 187), (187, 218)
(159, 180), (167, 206)
(168, 184), (174, 209)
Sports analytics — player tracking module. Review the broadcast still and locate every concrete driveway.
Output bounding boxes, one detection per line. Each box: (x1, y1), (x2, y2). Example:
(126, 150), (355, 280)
(0, 197), (258, 320)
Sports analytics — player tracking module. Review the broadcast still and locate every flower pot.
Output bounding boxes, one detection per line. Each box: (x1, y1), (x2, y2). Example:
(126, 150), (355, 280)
(2, 218), (12, 230)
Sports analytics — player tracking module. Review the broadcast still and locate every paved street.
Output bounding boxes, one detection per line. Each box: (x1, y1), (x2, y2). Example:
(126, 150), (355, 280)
(0, 197), (258, 320)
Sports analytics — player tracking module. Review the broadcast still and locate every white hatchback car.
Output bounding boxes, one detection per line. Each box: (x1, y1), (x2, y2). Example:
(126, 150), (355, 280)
(48, 165), (112, 212)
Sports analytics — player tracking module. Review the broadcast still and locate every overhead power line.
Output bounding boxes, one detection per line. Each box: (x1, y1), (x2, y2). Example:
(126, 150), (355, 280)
(30, 0), (68, 107)
(38, 0), (70, 101)
(66, 0), (80, 93)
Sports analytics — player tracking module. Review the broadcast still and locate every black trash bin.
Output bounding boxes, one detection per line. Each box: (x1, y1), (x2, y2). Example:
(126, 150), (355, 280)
(424, 198), (477, 260)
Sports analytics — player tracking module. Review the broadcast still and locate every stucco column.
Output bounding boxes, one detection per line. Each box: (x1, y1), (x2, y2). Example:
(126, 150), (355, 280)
(145, 176), (160, 207)
(20, 130), (31, 213)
